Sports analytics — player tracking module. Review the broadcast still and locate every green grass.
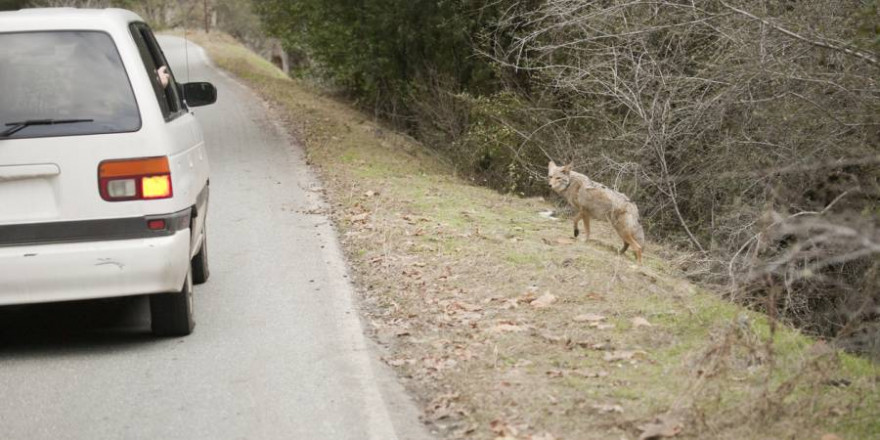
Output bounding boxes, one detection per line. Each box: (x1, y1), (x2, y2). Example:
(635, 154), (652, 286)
(185, 31), (880, 440)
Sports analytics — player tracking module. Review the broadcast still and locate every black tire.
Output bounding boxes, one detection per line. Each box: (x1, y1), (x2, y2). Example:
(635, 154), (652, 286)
(150, 269), (195, 336)
(191, 228), (210, 285)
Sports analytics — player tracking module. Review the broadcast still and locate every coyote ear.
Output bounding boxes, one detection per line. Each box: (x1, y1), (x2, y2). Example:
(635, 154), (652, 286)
(548, 160), (557, 170)
(562, 163), (573, 173)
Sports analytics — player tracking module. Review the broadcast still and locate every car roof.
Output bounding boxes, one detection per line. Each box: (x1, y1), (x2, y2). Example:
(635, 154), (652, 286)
(0, 8), (144, 33)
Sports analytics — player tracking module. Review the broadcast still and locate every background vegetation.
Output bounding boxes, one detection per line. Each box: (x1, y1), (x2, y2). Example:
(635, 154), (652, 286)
(255, 0), (880, 356)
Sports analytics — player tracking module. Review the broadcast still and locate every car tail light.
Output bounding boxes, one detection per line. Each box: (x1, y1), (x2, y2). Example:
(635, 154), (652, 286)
(99, 157), (172, 201)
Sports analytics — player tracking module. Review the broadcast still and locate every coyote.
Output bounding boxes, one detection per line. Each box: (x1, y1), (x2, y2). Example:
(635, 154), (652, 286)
(548, 161), (645, 263)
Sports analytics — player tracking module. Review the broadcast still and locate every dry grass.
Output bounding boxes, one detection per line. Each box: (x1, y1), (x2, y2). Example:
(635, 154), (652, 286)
(183, 31), (880, 440)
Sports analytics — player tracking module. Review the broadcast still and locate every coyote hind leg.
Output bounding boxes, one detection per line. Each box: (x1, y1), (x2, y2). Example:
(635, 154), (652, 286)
(630, 239), (643, 264)
(621, 232), (643, 264)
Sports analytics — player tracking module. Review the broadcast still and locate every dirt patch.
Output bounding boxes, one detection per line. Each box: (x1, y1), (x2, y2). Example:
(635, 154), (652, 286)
(183, 31), (880, 440)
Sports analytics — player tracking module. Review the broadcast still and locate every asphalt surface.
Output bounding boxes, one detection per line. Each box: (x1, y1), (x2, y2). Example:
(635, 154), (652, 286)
(0, 35), (431, 440)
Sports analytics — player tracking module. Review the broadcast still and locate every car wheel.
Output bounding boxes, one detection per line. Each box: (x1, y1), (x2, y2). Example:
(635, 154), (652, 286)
(150, 268), (195, 336)
(191, 227), (210, 285)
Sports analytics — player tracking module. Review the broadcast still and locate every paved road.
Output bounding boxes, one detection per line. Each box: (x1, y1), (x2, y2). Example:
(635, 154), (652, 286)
(0, 36), (430, 440)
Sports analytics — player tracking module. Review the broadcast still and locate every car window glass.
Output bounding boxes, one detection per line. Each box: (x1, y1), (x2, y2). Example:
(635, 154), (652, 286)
(141, 28), (186, 113)
(130, 27), (170, 118)
(130, 23), (185, 119)
(0, 31), (141, 139)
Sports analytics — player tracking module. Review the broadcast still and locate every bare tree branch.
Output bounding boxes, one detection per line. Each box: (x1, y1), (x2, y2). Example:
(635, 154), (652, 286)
(719, 0), (879, 66)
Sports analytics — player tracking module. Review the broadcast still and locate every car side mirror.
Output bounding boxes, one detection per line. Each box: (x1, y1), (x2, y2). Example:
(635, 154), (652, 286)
(182, 82), (217, 107)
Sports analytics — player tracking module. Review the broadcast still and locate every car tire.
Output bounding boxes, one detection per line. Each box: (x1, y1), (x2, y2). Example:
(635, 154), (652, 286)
(191, 227), (210, 285)
(150, 268), (195, 336)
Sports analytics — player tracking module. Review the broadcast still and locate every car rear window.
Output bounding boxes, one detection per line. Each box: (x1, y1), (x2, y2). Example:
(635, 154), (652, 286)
(0, 31), (141, 139)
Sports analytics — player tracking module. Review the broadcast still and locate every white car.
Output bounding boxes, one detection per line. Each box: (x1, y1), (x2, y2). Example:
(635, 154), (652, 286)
(0, 8), (216, 336)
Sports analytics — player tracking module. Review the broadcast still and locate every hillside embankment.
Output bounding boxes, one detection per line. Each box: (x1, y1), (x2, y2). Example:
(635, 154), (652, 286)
(184, 32), (879, 440)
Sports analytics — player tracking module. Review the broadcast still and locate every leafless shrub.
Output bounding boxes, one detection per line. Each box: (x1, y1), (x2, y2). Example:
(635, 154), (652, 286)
(681, 316), (845, 437)
(409, 69), (471, 151)
(484, 0), (880, 351)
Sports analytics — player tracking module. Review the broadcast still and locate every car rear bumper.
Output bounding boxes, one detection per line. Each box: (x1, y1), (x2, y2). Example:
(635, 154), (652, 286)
(0, 228), (190, 306)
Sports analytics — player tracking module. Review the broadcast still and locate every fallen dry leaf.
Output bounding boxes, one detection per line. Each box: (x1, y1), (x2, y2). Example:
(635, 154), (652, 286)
(386, 358), (415, 367)
(451, 301), (483, 312)
(547, 369), (609, 379)
(497, 298), (519, 310)
(421, 356), (457, 373)
(632, 317), (653, 328)
(490, 419), (519, 437)
(518, 291), (538, 304)
(454, 425), (478, 437)
(571, 370), (610, 378)
(350, 212), (370, 222)
(592, 403), (624, 414)
(829, 407), (848, 417)
(575, 341), (613, 351)
(514, 359), (534, 368)
(534, 331), (568, 345)
(489, 323), (526, 333)
(595, 323), (615, 330)
(604, 350), (648, 362)
(637, 415), (683, 440)
(424, 392), (462, 422)
(530, 293), (558, 308)
(573, 313), (605, 323)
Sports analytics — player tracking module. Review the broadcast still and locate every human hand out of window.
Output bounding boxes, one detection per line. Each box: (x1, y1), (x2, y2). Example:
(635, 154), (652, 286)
(157, 65), (170, 89)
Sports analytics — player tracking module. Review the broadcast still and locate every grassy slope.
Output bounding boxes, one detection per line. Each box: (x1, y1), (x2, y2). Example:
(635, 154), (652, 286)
(186, 32), (879, 440)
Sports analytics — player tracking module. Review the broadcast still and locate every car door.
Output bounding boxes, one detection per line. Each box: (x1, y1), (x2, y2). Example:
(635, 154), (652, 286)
(129, 23), (210, 256)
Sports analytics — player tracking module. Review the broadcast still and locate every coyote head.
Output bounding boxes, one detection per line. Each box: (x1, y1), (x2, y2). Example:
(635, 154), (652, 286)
(547, 161), (573, 193)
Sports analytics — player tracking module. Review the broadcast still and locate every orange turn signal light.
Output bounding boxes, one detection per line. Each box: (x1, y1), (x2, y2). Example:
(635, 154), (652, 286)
(99, 157), (173, 201)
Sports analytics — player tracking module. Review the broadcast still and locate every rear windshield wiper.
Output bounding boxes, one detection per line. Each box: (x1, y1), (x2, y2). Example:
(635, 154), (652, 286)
(1, 118), (95, 138)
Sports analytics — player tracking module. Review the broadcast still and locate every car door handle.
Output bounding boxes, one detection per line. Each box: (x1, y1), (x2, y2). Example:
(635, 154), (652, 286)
(0, 164), (61, 182)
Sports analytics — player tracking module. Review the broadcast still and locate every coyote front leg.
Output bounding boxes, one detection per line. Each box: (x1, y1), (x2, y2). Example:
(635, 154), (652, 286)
(573, 210), (591, 239)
